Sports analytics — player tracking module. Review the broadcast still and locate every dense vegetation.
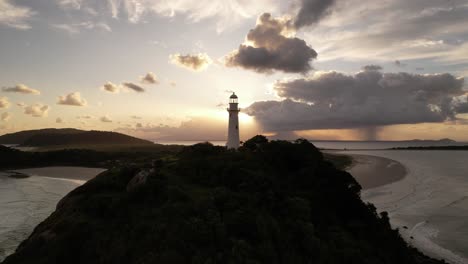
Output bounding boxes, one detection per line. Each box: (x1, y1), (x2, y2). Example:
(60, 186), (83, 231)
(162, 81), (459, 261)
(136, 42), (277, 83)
(0, 145), (178, 170)
(0, 128), (153, 147)
(2, 136), (444, 264)
(0, 128), (83, 144)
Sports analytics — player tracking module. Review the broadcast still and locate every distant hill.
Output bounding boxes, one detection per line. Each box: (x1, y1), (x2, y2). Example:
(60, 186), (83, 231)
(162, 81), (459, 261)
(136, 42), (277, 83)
(406, 138), (457, 144)
(0, 128), (153, 147)
(0, 128), (83, 145)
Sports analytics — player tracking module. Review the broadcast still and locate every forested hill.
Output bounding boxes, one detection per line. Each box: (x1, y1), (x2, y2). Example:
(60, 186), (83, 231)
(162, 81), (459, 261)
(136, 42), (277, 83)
(0, 128), (153, 146)
(2, 136), (445, 264)
(0, 128), (83, 145)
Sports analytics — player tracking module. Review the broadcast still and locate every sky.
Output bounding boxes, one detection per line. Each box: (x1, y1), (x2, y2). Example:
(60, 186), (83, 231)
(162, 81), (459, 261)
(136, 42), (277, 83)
(1, 0), (468, 141)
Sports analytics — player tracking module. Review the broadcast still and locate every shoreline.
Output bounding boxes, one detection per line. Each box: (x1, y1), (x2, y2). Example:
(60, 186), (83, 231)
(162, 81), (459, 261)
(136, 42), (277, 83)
(345, 154), (407, 190)
(5, 166), (106, 182)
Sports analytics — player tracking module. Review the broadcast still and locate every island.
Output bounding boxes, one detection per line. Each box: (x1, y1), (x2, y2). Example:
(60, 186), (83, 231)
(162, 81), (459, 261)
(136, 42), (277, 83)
(1, 136), (445, 264)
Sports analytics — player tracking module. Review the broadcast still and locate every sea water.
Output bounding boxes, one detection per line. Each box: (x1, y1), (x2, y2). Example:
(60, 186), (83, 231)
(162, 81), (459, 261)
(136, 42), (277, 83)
(0, 168), (103, 262)
(156, 140), (467, 150)
(344, 150), (468, 264)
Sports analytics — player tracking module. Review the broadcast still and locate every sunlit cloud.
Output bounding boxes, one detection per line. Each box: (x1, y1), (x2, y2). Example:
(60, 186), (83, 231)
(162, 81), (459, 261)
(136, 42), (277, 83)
(170, 53), (212, 71)
(51, 21), (111, 34)
(102, 82), (120, 93)
(1, 112), (11, 121)
(140, 72), (159, 84)
(0, 0), (36, 30)
(56, 117), (64, 123)
(0, 97), (10, 108)
(24, 103), (50, 117)
(105, 0), (279, 32)
(2, 84), (40, 94)
(57, 92), (88, 106)
(100, 115), (112, 123)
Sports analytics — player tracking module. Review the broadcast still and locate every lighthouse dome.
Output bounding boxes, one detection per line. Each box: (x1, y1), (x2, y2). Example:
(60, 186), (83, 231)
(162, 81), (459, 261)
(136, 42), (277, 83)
(230, 93), (238, 99)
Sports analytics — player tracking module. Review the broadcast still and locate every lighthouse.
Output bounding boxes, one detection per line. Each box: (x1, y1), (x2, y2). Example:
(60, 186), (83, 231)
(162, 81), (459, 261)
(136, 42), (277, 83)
(227, 93), (240, 149)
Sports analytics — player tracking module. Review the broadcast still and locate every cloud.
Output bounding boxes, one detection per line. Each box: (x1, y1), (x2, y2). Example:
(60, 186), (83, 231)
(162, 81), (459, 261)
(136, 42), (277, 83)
(104, 0), (278, 33)
(16, 102), (25, 107)
(51, 21), (111, 34)
(116, 116), (259, 141)
(225, 13), (317, 74)
(123, 82), (145, 92)
(1, 112), (11, 121)
(293, 0), (336, 29)
(24, 103), (50, 117)
(140, 72), (159, 84)
(0, 0), (36, 29)
(131, 115), (142, 119)
(77, 115), (93, 119)
(362, 65), (382, 71)
(246, 70), (466, 137)
(100, 116), (112, 123)
(102, 81), (120, 93)
(301, 0), (468, 64)
(0, 97), (10, 108)
(2, 84), (40, 94)
(57, 92), (87, 106)
(170, 53), (212, 71)
(56, 117), (64, 123)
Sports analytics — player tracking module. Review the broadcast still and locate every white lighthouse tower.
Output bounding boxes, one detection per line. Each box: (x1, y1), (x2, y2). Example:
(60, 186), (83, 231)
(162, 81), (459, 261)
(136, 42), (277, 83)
(227, 93), (240, 149)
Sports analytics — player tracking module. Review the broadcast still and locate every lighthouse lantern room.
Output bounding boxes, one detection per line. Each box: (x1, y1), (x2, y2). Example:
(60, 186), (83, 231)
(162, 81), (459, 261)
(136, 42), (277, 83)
(227, 93), (240, 149)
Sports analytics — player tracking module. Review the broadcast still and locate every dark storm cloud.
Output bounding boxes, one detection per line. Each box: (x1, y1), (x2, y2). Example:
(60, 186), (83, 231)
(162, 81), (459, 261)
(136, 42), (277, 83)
(123, 82), (145, 93)
(294, 0), (336, 29)
(225, 13), (317, 74)
(246, 70), (466, 132)
(456, 104), (468, 113)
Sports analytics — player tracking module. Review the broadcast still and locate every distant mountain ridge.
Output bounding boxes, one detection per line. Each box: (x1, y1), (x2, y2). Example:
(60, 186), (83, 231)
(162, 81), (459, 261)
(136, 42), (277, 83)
(0, 128), (152, 146)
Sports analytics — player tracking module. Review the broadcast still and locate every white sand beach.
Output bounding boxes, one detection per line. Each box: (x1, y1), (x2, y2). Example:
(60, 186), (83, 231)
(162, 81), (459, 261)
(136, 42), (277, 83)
(344, 150), (468, 264)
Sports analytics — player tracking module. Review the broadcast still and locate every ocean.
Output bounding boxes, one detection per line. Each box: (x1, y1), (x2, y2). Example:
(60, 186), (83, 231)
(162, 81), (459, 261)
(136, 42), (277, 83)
(0, 167), (105, 262)
(156, 140), (467, 150)
(344, 150), (468, 264)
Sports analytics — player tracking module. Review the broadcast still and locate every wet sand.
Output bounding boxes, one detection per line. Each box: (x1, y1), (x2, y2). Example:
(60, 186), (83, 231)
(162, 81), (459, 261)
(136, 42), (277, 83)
(11, 167), (106, 181)
(347, 154), (407, 189)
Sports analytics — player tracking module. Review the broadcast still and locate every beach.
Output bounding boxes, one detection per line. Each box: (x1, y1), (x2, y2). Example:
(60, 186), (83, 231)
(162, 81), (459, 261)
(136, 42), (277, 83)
(345, 150), (468, 264)
(12, 167), (106, 182)
(0, 167), (105, 262)
(346, 154), (407, 190)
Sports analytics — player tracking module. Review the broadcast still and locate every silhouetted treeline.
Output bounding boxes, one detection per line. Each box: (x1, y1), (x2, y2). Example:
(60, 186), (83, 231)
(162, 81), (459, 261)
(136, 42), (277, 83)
(0, 145), (175, 169)
(3, 136), (445, 264)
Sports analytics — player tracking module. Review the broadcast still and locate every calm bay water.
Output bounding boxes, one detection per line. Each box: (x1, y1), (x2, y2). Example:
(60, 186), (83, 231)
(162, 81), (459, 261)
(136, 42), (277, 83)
(0, 167), (104, 262)
(344, 150), (468, 264)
